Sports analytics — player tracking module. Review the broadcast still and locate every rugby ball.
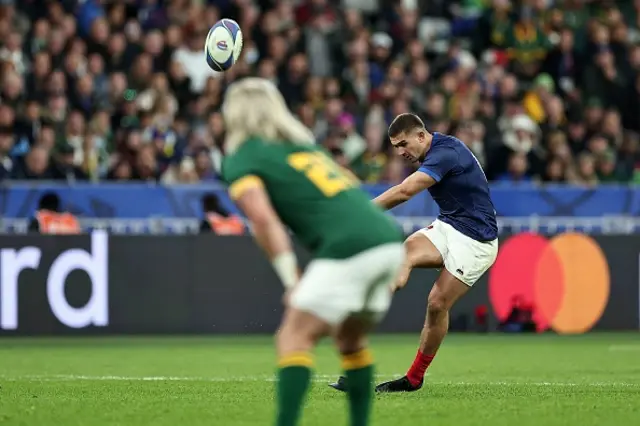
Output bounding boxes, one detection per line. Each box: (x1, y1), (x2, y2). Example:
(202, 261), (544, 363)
(204, 19), (243, 72)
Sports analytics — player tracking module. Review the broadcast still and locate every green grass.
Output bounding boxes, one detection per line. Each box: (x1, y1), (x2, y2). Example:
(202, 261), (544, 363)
(1, 333), (640, 425)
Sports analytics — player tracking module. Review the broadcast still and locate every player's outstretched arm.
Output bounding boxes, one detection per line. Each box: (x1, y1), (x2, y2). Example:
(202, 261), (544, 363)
(373, 170), (436, 210)
(231, 179), (298, 290)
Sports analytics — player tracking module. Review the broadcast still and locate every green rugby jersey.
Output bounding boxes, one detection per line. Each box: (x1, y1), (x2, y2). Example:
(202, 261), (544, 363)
(222, 138), (403, 259)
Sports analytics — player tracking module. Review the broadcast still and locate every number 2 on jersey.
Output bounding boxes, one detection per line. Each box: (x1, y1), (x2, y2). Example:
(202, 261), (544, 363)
(287, 152), (357, 197)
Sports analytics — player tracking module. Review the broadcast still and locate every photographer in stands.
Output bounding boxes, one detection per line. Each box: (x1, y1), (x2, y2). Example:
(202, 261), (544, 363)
(28, 192), (80, 234)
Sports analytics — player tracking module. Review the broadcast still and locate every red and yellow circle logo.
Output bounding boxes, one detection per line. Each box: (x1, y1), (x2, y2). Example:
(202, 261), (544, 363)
(488, 232), (610, 334)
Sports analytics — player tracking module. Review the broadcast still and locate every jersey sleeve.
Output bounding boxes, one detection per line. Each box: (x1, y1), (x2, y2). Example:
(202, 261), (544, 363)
(221, 150), (265, 201)
(417, 146), (458, 183)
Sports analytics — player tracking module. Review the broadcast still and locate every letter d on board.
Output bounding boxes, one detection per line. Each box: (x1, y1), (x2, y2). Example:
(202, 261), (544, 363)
(47, 230), (109, 328)
(0, 248), (42, 330)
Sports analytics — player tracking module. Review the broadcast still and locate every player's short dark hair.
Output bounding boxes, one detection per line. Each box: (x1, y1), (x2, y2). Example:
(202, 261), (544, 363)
(38, 192), (60, 211)
(388, 113), (425, 138)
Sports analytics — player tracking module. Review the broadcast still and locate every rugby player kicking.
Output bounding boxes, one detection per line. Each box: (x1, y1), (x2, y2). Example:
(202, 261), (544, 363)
(330, 113), (499, 393)
(221, 77), (406, 426)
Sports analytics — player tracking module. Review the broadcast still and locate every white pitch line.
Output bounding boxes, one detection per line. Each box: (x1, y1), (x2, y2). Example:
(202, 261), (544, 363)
(1, 374), (639, 387)
(609, 345), (640, 352)
(0, 374), (397, 383)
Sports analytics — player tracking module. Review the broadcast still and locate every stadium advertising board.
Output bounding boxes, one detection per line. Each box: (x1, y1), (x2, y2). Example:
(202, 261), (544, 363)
(0, 233), (637, 336)
(0, 231), (109, 333)
(488, 233), (611, 334)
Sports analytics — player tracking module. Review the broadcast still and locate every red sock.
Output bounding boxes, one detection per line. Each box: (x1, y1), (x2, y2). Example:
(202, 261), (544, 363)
(406, 350), (435, 386)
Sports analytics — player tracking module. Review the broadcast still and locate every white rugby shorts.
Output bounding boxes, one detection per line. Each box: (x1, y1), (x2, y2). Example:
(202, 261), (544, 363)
(418, 219), (498, 286)
(290, 243), (405, 326)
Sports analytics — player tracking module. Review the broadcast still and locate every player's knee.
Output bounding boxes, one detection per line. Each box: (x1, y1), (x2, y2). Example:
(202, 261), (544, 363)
(405, 233), (442, 267)
(426, 293), (449, 316)
(334, 316), (370, 354)
(275, 310), (323, 354)
(335, 334), (367, 355)
(276, 323), (315, 355)
(404, 234), (423, 261)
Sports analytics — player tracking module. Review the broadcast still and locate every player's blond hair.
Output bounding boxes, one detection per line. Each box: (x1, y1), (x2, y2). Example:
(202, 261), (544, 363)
(223, 77), (315, 154)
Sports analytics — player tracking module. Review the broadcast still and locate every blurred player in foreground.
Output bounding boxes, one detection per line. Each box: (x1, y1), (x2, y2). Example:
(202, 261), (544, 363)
(220, 78), (405, 426)
(331, 113), (498, 393)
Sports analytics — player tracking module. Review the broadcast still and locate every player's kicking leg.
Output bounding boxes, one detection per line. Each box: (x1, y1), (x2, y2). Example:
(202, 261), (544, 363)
(374, 221), (497, 393)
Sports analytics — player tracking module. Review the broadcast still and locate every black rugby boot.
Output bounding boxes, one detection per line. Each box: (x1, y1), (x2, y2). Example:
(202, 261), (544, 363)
(328, 375), (348, 392)
(374, 376), (423, 393)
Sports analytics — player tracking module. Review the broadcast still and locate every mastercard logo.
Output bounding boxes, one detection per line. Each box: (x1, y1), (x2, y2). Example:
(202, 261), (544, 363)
(488, 232), (610, 334)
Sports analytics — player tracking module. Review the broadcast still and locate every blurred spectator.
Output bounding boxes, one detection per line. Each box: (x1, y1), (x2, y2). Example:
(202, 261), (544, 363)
(0, 0), (638, 186)
(523, 73), (555, 124)
(0, 125), (14, 179)
(576, 151), (599, 186)
(351, 120), (387, 183)
(489, 114), (544, 179)
(11, 144), (53, 180)
(173, 25), (219, 93)
(53, 142), (88, 182)
(542, 26), (583, 96)
(505, 5), (549, 80)
(496, 152), (532, 183)
(596, 149), (622, 182)
(133, 144), (160, 181)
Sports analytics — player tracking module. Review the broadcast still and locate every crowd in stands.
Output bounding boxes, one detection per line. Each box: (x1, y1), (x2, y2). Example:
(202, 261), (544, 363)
(1, 0), (639, 185)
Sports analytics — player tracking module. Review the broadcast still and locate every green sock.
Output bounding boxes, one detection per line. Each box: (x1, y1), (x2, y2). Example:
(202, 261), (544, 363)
(342, 349), (375, 426)
(345, 365), (374, 426)
(275, 360), (312, 426)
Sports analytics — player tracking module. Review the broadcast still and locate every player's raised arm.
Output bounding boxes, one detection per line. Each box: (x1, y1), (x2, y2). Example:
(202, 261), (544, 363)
(373, 171), (435, 210)
(230, 178), (298, 290)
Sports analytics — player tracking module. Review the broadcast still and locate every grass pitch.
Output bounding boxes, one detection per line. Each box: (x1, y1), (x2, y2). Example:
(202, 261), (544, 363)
(1, 333), (639, 426)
